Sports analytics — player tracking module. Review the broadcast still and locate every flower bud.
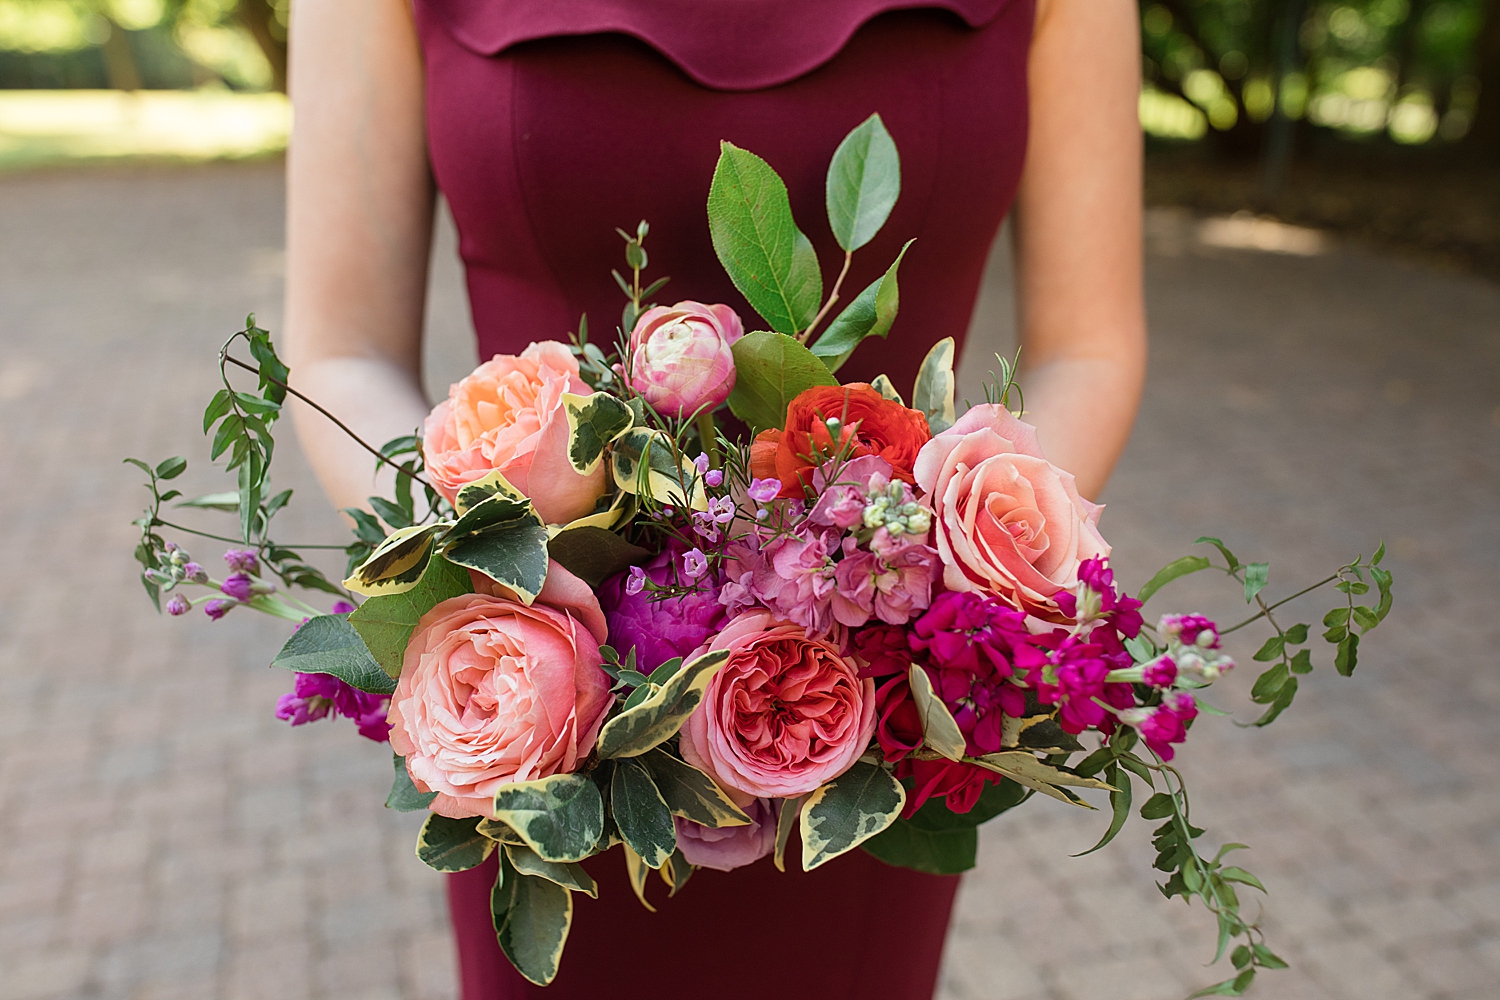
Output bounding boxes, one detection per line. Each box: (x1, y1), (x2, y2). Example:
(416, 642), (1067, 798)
(220, 573), (254, 601)
(628, 302), (744, 417)
(166, 594), (191, 616)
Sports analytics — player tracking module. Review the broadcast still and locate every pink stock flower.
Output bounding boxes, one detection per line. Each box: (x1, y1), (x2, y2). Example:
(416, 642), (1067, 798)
(831, 535), (941, 628)
(422, 342), (607, 524)
(1160, 614), (1221, 649)
(628, 301), (744, 417)
(1124, 691), (1198, 761)
(679, 611), (876, 799)
(673, 793), (778, 872)
(720, 531), (840, 636)
(914, 404), (1109, 621)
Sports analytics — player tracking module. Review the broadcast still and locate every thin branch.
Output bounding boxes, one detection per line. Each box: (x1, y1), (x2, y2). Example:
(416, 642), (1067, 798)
(152, 518), (350, 550)
(800, 250), (853, 343)
(1221, 573), (1339, 634)
(221, 353), (431, 488)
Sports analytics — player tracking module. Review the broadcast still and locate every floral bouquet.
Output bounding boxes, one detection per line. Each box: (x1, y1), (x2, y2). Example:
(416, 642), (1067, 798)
(127, 115), (1394, 995)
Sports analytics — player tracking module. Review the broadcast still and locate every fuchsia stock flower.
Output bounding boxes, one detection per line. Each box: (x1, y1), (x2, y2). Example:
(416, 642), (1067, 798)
(628, 301), (744, 416)
(1121, 691), (1198, 761)
(277, 672), (391, 743)
(600, 548), (727, 674)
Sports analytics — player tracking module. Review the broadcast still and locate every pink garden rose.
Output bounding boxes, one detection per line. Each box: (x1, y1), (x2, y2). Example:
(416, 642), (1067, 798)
(679, 610), (876, 799)
(387, 563), (614, 819)
(673, 793), (778, 872)
(913, 404), (1109, 622)
(628, 301), (743, 416)
(422, 341), (606, 525)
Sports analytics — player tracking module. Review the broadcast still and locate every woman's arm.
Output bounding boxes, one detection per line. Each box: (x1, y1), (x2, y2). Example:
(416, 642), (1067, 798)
(284, 0), (435, 513)
(1012, 0), (1147, 498)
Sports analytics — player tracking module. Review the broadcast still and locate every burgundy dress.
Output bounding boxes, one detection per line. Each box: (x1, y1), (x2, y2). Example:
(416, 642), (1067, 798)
(411, 2), (1034, 996)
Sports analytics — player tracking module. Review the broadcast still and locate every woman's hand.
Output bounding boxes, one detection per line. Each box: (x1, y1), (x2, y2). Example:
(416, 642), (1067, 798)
(1013, 0), (1147, 499)
(284, 0), (434, 512)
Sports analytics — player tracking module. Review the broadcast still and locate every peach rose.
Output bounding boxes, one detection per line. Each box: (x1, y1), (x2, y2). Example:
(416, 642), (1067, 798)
(679, 610), (875, 799)
(422, 341), (606, 525)
(388, 562), (613, 819)
(913, 404), (1109, 621)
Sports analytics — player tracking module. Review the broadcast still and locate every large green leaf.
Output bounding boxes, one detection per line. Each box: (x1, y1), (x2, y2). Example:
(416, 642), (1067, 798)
(386, 753), (437, 812)
(611, 758), (677, 869)
(861, 818), (978, 875)
(347, 555), (473, 678)
(809, 240), (913, 373)
(907, 663), (966, 761)
(493, 855), (574, 986)
(416, 814), (495, 872)
(342, 523), (444, 597)
(825, 112), (901, 252)
(547, 526), (650, 588)
(272, 613), (394, 695)
(561, 391), (635, 477)
(800, 760), (906, 871)
(1136, 555), (1213, 605)
(504, 844), (598, 898)
(443, 522), (551, 605)
(912, 337), (957, 434)
(594, 650), (730, 759)
(725, 331), (840, 433)
(641, 748), (752, 828)
(491, 773), (605, 863)
(707, 141), (823, 334)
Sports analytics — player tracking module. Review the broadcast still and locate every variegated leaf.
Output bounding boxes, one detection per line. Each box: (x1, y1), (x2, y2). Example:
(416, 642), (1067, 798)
(445, 490), (537, 543)
(491, 773), (604, 863)
(594, 650), (730, 759)
(415, 814), (495, 872)
(454, 469), (527, 517)
(908, 663), (966, 761)
(546, 526), (650, 588)
(609, 427), (708, 511)
(912, 336), (957, 434)
(969, 751), (1115, 809)
(504, 844), (598, 898)
(1002, 712), (1085, 754)
(493, 855), (574, 986)
(641, 748), (752, 828)
(342, 523), (444, 596)
(443, 521), (551, 605)
(611, 758), (676, 869)
(561, 391), (635, 477)
(475, 818), (527, 846)
(622, 843), (655, 913)
(773, 795), (803, 873)
(870, 374), (904, 405)
(659, 848), (694, 897)
(800, 760), (905, 871)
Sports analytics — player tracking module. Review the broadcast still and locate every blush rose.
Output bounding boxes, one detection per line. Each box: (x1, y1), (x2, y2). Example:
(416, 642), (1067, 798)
(422, 341), (606, 525)
(679, 610), (876, 799)
(628, 301), (744, 416)
(913, 404), (1109, 621)
(673, 792), (778, 872)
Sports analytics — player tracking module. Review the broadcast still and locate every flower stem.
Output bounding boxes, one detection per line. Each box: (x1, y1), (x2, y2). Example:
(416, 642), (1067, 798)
(696, 411), (719, 469)
(800, 250), (853, 343)
(1220, 573), (1339, 634)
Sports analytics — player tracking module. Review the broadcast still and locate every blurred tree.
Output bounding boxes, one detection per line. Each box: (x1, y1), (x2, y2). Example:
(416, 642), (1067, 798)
(234, 0), (285, 92)
(1467, 0), (1499, 154)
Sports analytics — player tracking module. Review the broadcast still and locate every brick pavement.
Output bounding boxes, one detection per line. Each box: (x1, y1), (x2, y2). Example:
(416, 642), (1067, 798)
(0, 162), (1496, 1000)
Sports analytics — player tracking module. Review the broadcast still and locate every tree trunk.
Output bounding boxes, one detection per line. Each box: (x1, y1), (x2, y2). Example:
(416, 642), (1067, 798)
(101, 19), (141, 91)
(238, 0), (288, 93)
(1465, 0), (1500, 158)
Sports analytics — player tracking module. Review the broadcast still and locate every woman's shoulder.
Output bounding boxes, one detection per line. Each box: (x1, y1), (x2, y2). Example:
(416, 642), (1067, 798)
(415, 0), (1021, 90)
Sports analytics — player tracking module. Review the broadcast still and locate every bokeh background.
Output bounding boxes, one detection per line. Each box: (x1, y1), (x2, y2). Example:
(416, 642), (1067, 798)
(1, 4), (1498, 1000)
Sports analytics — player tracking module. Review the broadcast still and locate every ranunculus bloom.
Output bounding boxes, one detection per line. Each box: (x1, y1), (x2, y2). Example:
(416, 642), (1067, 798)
(680, 610), (876, 799)
(599, 548), (727, 674)
(749, 384), (931, 498)
(673, 792), (778, 872)
(387, 565), (613, 819)
(914, 404), (1109, 621)
(628, 301), (744, 416)
(422, 341), (606, 525)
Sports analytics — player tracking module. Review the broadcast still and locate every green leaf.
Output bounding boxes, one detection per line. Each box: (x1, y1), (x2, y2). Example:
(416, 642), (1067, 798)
(1187, 969), (1256, 997)
(368, 496), (413, 530)
(561, 391), (635, 477)
(504, 844), (598, 898)
(1243, 562), (1270, 604)
(707, 141), (822, 334)
(1323, 606), (1351, 627)
(1252, 944), (1289, 969)
(1219, 866), (1266, 892)
(1251, 675), (1299, 726)
(801, 760), (906, 870)
(825, 112), (901, 251)
(1289, 648), (1313, 674)
(493, 855), (574, 986)
(1352, 605), (1379, 631)
(725, 331), (839, 433)
(1252, 635), (1285, 662)
(970, 752), (1114, 808)
(1140, 792), (1175, 820)
(387, 753), (437, 812)
(154, 456), (187, 480)
(1075, 762), (1132, 856)
(595, 650), (730, 759)
(203, 388), (232, 434)
(1284, 622), (1310, 644)
(1136, 555), (1212, 604)
(272, 614), (394, 695)
(907, 663), (967, 760)
(640, 748), (752, 828)
(443, 522), (551, 605)
(1194, 536), (1241, 572)
(611, 758), (677, 869)
(1250, 663), (1290, 703)
(911, 337), (957, 434)
(344, 507), (387, 545)
(547, 526), (650, 588)
(809, 240), (913, 372)
(416, 814), (495, 872)
(348, 555), (473, 678)
(446, 490), (535, 540)
(1335, 633), (1360, 676)
(176, 491), (241, 511)
(343, 523), (444, 597)
(860, 818), (978, 875)
(492, 773), (604, 864)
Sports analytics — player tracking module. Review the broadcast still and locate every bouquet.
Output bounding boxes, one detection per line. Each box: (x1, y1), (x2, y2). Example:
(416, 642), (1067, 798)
(126, 115), (1394, 995)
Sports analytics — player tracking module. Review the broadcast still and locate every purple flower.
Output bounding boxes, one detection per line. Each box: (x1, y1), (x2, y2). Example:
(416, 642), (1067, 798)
(332, 601), (356, 615)
(165, 594), (191, 616)
(674, 796), (778, 872)
(694, 452), (711, 475)
(224, 548), (259, 574)
(181, 562), (206, 583)
(705, 469), (724, 488)
(204, 599), (236, 620)
(747, 478), (781, 504)
(275, 671), (391, 743)
(908, 593), (1035, 753)
(601, 549), (728, 673)
(220, 573), (254, 601)
(682, 548), (709, 580)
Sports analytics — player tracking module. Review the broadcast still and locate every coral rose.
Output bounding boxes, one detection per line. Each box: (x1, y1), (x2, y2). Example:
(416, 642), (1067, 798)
(628, 301), (743, 417)
(914, 404), (1109, 621)
(422, 341), (606, 525)
(749, 384), (931, 499)
(387, 563), (613, 819)
(679, 610), (876, 799)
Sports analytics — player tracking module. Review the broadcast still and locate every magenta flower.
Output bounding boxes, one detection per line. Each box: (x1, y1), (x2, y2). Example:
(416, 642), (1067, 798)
(204, 598), (236, 620)
(1123, 691), (1198, 761)
(181, 562), (206, 582)
(601, 549), (727, 674)
(1160, 613), (1220, 649)
(224, 548), (259, 574)
(276, 671), (391, 743)
(628, 301), (744, 416)
(1142, 655), (1178, 688)
(682, 548), (709, 580)
(220, 573), (254, 601)
(332, 600), (356, 615)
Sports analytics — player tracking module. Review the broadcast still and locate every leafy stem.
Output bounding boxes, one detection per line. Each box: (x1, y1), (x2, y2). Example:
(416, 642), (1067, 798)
(1221, 573), (1338, 635)
(799, 249), (853, 343)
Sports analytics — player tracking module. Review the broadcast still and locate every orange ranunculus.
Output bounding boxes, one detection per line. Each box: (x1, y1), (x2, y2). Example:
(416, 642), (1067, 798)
(748, 384), (931, 498)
